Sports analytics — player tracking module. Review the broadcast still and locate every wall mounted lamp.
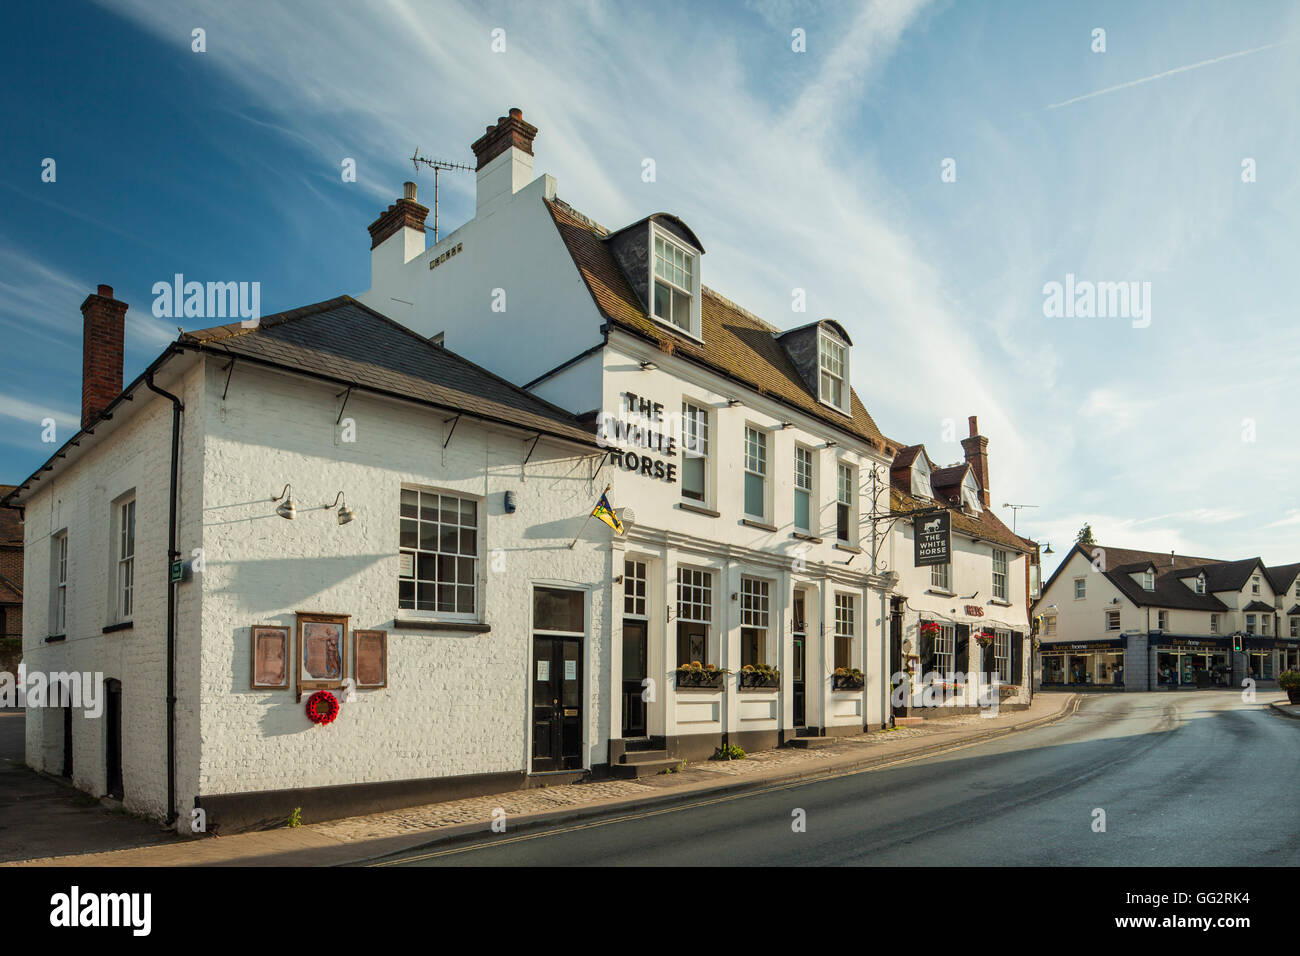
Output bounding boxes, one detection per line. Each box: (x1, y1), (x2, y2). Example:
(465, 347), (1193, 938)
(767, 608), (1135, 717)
(272, 483), (296, 520)
(327, 491), (354, 525)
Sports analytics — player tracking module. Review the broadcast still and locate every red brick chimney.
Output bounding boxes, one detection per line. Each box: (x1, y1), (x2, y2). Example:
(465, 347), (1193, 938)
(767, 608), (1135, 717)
(960, 415), (991, 508)
(470, 107), (538, 171)
(366, 180), (429, 250)
(81, 284), (127, 430)
(470, 108), (538, 216)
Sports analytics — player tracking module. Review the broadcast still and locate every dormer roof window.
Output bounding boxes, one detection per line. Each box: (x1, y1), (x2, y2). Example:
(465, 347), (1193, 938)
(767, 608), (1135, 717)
(818, 333), (849, 413)
(960, 469), (982, 515)
(1195, 574), (1206, 594)
(650, 226), (700, 337)
(911, 454), (932, 499)
(1141, 570), (1154, 591)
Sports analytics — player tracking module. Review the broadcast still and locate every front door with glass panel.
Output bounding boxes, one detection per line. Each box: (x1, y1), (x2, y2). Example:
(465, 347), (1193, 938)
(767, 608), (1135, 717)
(792, 592), (806, 728)
(622, 620), (648, 738)
(531, 587), (585, 773)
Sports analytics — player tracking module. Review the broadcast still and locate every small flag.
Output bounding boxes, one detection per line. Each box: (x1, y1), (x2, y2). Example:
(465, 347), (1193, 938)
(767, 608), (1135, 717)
(591, 491), (625, 535)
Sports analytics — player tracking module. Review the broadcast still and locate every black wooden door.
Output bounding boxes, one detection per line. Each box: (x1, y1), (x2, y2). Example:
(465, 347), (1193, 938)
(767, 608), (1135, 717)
(621, 620), (648, 738)
(792, 592), (806, 727)
(532, 636), (582, 772)
(105, 679), (123, 799)
(61, 706), (73, 779)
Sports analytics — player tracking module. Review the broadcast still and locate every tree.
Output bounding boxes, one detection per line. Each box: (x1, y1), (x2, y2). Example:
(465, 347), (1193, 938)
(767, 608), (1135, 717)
(1075, 523), (1096, 547)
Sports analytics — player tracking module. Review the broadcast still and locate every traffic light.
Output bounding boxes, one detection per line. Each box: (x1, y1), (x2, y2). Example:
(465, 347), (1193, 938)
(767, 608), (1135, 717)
(1232, 633), (1242, 653)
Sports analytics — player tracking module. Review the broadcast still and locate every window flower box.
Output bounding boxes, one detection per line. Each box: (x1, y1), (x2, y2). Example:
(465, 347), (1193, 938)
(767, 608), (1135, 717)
(832, 667), (865, 691)
(676, 662), (727, 689)
(739, 664), (780, 689)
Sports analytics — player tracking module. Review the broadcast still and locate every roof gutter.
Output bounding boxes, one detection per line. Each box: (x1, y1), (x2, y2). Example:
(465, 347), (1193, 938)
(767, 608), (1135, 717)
(145, 372), (184, 827)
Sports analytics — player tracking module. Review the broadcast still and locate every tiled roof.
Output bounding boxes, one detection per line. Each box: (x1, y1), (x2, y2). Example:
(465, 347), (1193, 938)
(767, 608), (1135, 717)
(890, 486), (1028, 554)
(1104, 567), (1228, 612)
(181, 296), (599, 448)
(889, 445), (923, 472)
(930, 464), (968, 491)
(1286, 604), (1300, 616)
(545, 198), (887, 450)
(1243, 600), (1276, 613)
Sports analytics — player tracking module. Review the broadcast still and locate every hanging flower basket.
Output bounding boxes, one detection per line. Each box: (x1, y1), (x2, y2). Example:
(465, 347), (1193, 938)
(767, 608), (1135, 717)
(920, 622), (941, 636)
(974, 629), (996, 646)
(832, 667), (865, 690)
(305, 690), (340, 725)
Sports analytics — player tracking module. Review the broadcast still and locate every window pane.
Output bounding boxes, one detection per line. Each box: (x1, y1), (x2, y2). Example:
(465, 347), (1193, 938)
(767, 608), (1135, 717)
(744, 472), (764, 517)
(534, 587), (585, 633)
(400, 488), (418, 517)
(460, 499), (477, 527)
(440, 496), (458, 524)
(400, 519), (417, 549)
(440, 525), (458, 553)
(399, 580), (415, 609)
(438, 583), (455, 612)
(682, 455), (705, 500)
(460, 528), (477, 555)
(794, 490), (810, 530)
(419, 493), (438, 521)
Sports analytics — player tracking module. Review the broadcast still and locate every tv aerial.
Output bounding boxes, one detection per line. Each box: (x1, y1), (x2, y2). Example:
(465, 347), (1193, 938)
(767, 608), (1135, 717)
(410, 148), (474, 243)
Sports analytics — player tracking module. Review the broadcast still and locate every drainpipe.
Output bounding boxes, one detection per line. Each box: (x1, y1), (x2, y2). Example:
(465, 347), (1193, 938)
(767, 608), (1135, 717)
(146, 373), (184, 826)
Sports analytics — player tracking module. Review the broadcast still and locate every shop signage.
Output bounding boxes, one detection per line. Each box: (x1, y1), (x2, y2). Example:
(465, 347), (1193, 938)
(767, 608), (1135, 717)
(1041, 638), (1127, 652)
(914, 510), (951, 567)
(1156, 636), (1227, 649)
(965, 605), (984, 617)
(599, 392), (678, 483)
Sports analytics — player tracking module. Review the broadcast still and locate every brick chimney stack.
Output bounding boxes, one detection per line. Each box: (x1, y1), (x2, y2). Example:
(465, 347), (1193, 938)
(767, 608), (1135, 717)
(81, 284), (127, 430)
(366, 180), (429, 251)
(470, 107), (537, 216)
(961, 415), (991, 508)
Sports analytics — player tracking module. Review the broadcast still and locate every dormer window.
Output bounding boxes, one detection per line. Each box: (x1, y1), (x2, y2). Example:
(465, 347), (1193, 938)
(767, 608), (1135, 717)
(652, 230), (698, 335)
(1141, 571), (1154, 591)
(1251, 575), (1261, 595)
(911, 456), (932, 499)
(960, 471), (982, 515)
(1195, 575), (1206, 595)
(818, 335), (848, 412)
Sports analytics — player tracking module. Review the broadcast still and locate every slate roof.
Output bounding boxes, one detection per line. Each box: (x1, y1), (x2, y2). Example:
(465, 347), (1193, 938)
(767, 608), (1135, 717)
(545, 198), (887, 450)
(180, 296), (599, 447)
(1287, 604), (1300, 616)
(1243, 600), (1276, 613)
(1267, 562), (1300, 595)
(1172, 557), (1267, 594)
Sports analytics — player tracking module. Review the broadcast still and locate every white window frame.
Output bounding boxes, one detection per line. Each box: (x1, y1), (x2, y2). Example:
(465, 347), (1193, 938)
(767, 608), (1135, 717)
(1210, 614), (1220, 635)
(743, 425), (768, 520)
(1105, 610), (1120, 631)
(1141, 571), (1154, 591)
(1194, 575), (1206, 595)
(1246, 614), (1256, 635)
(793, 445), (814, 533)
(624, 558), (648, 618)
(836, 461), (855, 544)
(114, 496), (135, 624)
(994, 629), (1011, 682)
(398, 486), (482, 620)
(1074, 577), (1086, 600)
(833, 593), (856, 672)
(930, 562), (951, 592)
(1251, 575), (1261, 595)
(676, 565), (714, 666)
(992, 549), (1008, 601)
(818, 334), (849, 413)
(1290, 616), (1298, 638)
(649, 225), (700, 338)
(1262, 615), (1270, 635)
(933, 623), (955, 679)
(51, 530), (68, 636)
(680, 400), (710, 504)
(740, 576), (772, 668)
(1157, 610), (1168, 631)
(1044, 615), (1057, 637)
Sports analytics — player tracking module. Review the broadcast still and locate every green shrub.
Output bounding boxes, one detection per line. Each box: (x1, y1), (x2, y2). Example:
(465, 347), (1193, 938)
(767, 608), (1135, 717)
(287, 807), (303, 828)
(1278, 670), (1300, 690)
(711, 744), (746, 761)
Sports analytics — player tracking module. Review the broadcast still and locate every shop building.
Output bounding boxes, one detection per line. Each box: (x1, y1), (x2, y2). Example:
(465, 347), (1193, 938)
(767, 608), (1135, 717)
(359, 108), (901, 767)
(1035, 543), (1298, 690)
(883, 428), (1038, 710)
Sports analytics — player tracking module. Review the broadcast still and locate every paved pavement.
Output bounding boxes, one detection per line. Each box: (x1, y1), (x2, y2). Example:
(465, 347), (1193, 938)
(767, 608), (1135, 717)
(7, 693), (1075, 866)
(0, 708), (182, 863)
(375, 690), (1297, 867)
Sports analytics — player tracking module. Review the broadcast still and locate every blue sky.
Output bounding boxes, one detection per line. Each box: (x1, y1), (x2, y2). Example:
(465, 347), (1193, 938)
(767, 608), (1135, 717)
(2, 0), (1298, 574)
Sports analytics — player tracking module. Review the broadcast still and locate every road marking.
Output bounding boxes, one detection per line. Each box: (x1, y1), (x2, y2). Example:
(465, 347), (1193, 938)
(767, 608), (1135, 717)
(370, 698), (1082, 866)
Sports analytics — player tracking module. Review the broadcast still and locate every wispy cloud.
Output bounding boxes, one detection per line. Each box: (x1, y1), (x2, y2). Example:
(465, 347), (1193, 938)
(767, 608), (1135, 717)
(0, 392), (78, 431)
(1045, 39), (1296, 110)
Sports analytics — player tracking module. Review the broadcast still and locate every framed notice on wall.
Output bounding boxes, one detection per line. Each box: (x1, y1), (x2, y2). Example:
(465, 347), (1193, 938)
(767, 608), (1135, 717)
(296, 612), (349, 695)
(914, 510), (952, 567)
(353, 630), (388, 689)
(250, 625), (290, 690)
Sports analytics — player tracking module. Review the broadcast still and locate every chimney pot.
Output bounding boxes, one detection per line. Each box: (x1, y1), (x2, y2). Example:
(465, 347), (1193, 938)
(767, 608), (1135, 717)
(470, 106), (539, 173)
(960, 414), (991, 508)
(968, 415), (978, 438)
(97, 284), (113, 298)
(366, 184), (429, 251)
(403, 181), (418, 201)
(509, 107), (522, 119)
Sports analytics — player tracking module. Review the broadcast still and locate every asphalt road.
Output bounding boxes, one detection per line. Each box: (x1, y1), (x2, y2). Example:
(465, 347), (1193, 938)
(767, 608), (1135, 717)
(380, 691), (1300, 866)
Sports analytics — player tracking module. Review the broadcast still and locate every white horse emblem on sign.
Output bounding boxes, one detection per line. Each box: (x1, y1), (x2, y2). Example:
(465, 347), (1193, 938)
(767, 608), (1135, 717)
(922, 518), (941, 534)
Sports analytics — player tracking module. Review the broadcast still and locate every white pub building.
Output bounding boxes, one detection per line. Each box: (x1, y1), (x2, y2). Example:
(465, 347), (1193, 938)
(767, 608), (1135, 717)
(8, 108), (1040, 831)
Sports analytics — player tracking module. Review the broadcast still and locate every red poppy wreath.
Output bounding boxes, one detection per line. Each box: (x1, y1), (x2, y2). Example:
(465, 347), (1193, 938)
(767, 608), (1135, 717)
(305, 690), (340, 725)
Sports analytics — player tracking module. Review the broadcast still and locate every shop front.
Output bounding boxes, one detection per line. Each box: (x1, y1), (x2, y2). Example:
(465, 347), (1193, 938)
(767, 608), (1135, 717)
(1153, 636), (1230, 688)
(1040, 638), (1126, 688)
(1278, 637), (1300, 674)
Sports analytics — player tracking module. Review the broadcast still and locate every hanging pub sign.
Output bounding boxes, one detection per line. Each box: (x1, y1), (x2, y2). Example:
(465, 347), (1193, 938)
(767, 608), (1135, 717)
(914, 510), (951, 567)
